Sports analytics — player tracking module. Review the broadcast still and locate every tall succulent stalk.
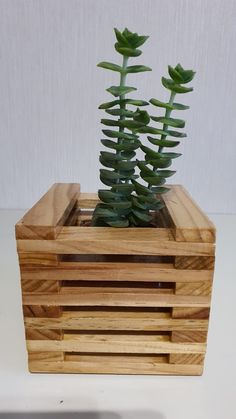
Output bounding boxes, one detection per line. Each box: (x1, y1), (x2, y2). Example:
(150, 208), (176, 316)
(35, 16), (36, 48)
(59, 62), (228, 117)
(133, 64), (195, 222)
(92, 28), (151, 227)
(92, 28), (195, 228)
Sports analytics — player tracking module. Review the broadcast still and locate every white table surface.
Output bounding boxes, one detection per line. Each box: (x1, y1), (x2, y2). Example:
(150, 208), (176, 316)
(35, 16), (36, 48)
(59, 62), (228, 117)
(0, 210), (235, 419)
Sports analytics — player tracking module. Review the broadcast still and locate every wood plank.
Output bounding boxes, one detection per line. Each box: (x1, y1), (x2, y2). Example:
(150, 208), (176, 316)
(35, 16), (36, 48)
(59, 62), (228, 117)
(162, 185), (216, 243)
(28, 351), (64, 362)
(22, 289), (211, 308)
(27, 333), (206, 354)
(17, 234), (215, 256)
(23, 305), (62, 318)
(25, 328), (63, 340)
(28, 359), (203, 375)
(78, 193), (99, 209)
(169, 354), (205, 365)
(21, 279), (60, 293)
(171, 331), (208, 343)
(175, 256), (215, 270)
(24, 310), (209, 331)
(19, 253), (59, 267)
(20, 263), (213, 283)
(175, 281), (212, 296)
(15, 183), (80, 239)
(172, 307), (210, 319)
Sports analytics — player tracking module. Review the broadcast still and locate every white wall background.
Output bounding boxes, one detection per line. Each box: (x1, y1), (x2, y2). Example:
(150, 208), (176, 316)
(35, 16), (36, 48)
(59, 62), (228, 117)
(0, 0), (236, 212)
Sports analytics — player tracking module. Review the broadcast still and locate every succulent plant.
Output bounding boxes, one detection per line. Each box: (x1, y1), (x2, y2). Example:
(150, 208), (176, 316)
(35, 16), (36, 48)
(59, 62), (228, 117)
(92, 28), (151, 227)
(133, 64), (196, 224)
(92, 29), (195, 228)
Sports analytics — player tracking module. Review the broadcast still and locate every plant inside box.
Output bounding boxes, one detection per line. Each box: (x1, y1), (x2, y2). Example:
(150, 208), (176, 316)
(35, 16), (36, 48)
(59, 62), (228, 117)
(15, 28), (216, 376)
(92, 28), (195, 227)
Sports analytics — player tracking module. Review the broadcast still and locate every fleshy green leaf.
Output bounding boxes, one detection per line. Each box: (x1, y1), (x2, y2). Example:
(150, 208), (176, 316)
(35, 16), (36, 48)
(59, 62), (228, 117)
(162, 77), (193, 93)
(150, 98), (189, 111)
(106, 85), (137, 97)
(102, 129), (138, 140)
(119, 120), (144, 129)
(112, 184), (134, 194)
(115, 44), (142, 57)
(126, 65), (152, 74)
(143, 176), (166, 186)
(147, 136), (180, 148)
(151, 116), (185, 128)
(97, 61), (123, 73)
(98, 190), (122, 202)
(132, 180), (152, 195)
(105, 109), (136, 117)
(137, 126), (169, 135)
(101, 139), (141, 151)
(107, 219), (129, 227)
(168, 65), (184, 83)
(166, 130), (187, 138)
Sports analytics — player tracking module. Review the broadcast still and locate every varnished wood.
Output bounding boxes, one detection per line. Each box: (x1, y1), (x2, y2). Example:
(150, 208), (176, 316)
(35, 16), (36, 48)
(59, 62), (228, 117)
(24, 310), (209, 331)
(27, 333), (206, 354)
(162, 185), (216, 243)
(20, 263), (213, 283)
(15, 183), (216, 375)
(15, 183), (80, 239)
(28, 358), (203, 375)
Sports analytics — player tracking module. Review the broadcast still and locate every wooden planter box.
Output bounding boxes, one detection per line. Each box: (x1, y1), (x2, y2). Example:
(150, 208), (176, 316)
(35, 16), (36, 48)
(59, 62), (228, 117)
(15, 183), (216, 375)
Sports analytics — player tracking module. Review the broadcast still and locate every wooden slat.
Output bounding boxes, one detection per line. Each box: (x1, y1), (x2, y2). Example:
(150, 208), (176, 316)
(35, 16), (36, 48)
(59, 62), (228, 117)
(162, 185), (215, 243)
(175, 281), (212, 296)
(25, 328), (63, 340)
(19, 253), (59, 267)
(24, 310), (209, 331)
(172, 307), (210, 319)
(17, 233), (215, 256)
(15, 183), (80, 239)
(175, 256), (215, 270)
(28, 351), (64, 362)
(20, 263), (213, 283)
(78, 193), (99, 209)
(171, 331), (208, 343)
(21, 279), (60, 293)
(23, 305), (62, 318)
(22, 288), (210, 308)
(27, 333), (206, 354)
(28, 358), (203, 375)
(169, 354), (205, 365)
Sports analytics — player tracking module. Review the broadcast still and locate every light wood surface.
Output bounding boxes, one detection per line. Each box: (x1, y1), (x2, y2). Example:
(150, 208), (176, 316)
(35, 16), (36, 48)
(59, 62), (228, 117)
(15, 183), (216, 375)
(15, 183), (80, 239)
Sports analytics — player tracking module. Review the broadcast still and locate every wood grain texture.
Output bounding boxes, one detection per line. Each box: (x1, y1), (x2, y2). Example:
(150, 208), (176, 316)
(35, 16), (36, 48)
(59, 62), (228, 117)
(15, 183), (80, 239)
(28, 359), (203, 375)
(24, 310), (209, 331)
(22, 289), (211, 308)
(162, 185), (216, 242)
(27, 333), (206, 354)
(16, 183), (216, 375)
(20, 263), (213, 283)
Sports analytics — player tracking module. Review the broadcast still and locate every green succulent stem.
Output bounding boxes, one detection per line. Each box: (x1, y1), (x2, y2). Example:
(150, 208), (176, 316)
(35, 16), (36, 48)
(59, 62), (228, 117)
(159, 91), (176, 152)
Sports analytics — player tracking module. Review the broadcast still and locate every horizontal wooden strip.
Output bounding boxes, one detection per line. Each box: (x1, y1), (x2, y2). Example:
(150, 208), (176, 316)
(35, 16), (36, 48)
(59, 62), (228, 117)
(15, 183), (80, 239)
(25, 328), (63, 340)
(17, 237), (215, 256)
(24, 310), (209, 331)
(23, 305), (62, 318)
(28, 351), (64, 362)
(175, 256), (215, 270)
(20, 263), (213, 283)
(21, 279), (60, 293)
(172, 307), (210, 319)
(28, 358), (203, 375)
(171, 331), (208, 343)
(175, 281), (212, 296)
(27, 333), (206, 354)
(169, 353), (205, 365)
(162, 185), (215, 243)
(22, 289), (210, 308)
(19, 253), (59, 267)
